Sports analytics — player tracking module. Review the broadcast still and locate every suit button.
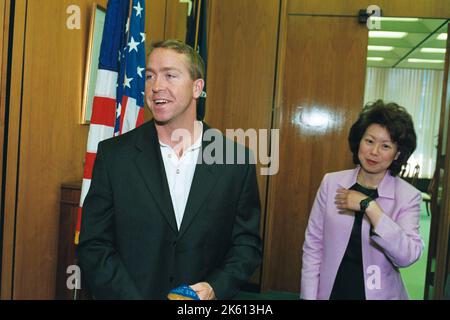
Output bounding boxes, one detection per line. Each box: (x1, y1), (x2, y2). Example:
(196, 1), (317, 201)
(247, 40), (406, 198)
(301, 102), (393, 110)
(169, 276), (174, 283)
(172, 241), (177, 247)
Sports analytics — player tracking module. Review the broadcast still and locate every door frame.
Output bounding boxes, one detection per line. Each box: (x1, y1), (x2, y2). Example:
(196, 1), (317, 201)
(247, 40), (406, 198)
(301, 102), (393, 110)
(429, 23), (450, 299)
(0, 0), (27, 300)
(0, 0), (11, 298)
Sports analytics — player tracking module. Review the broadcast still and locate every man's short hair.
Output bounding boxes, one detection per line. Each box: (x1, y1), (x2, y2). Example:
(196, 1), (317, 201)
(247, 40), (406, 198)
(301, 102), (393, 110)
(149, 39), (205, 80)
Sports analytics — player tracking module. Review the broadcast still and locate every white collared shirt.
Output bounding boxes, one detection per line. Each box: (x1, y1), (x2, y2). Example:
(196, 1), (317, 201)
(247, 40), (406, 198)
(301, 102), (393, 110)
(159, 122), (203, 230)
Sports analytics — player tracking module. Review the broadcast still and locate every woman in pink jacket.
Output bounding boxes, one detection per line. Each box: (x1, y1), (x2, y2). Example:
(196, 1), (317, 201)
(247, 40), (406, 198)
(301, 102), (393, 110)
(301, 100), (423, 300)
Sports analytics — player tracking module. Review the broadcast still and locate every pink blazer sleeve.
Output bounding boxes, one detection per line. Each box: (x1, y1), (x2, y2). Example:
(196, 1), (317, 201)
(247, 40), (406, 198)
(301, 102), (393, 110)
(371, 191), (424, 267)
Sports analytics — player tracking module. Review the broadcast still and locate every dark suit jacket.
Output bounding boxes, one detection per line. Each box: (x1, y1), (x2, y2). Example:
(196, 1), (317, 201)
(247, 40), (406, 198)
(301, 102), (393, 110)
(77, 120), (262, 299)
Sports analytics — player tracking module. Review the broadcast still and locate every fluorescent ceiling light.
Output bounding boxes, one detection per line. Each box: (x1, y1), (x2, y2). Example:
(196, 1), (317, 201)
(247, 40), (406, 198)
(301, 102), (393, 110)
(369, 17), (419, 22)
(367, 57), (384, 61)
(420, 48), (446, 53)
(369, 31), (407, 39)
(368, 45), (394, 51)
(437, 33), (448, 41)
(408, 58), (444, 63)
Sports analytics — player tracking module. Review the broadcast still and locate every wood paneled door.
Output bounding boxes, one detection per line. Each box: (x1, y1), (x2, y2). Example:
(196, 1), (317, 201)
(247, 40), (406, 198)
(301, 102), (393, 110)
(262, 14), (368, 292)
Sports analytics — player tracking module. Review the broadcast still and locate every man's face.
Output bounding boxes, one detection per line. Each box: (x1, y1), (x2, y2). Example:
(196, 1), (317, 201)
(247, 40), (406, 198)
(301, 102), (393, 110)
(145, 48), (203, 125)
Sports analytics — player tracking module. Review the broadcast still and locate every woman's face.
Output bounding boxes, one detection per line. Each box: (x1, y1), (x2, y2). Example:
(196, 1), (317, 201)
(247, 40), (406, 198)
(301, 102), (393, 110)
(358, 123), (400, 175)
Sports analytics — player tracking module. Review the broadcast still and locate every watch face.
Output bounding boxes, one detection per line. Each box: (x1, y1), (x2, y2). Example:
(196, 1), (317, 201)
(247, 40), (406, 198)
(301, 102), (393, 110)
(360, 197), (372, 211)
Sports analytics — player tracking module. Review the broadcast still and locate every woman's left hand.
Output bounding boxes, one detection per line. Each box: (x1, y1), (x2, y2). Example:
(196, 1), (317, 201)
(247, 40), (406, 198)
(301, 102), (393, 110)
(335, 188), (366, 212)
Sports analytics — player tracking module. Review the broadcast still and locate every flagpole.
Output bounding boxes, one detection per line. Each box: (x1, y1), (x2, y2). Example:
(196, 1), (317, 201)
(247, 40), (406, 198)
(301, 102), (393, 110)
(194, 0), (202, 50)
(126, 0), (133, 42)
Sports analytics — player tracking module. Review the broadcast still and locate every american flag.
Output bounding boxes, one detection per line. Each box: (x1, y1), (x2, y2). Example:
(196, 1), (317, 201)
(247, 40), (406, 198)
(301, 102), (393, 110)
(75, 0), (146, 244)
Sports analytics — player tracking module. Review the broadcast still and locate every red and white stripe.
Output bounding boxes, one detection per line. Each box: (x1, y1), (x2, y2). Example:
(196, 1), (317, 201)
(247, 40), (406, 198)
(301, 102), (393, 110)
(76, 69), (117, 244)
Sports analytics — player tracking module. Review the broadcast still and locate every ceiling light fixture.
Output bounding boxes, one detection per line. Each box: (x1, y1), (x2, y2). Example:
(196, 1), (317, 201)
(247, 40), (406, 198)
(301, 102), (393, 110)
(369, 17), (419, 22)
(367, 57), (384, 61)
(408, 58), (444, 63)
(437, 33), (448, 41)
(420, 48), (446, 53)
(369, 31), (408, 39)
(368, 45), (394, 51)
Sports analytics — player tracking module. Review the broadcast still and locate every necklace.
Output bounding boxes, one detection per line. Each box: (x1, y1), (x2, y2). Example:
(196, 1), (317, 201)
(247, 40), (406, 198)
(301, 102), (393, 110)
(357, 172), (378, 190)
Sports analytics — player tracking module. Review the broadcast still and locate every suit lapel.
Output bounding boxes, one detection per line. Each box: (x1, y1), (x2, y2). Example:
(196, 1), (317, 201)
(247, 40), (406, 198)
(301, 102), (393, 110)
(178, 124), (219, 238)
(134, 121), (178, 233)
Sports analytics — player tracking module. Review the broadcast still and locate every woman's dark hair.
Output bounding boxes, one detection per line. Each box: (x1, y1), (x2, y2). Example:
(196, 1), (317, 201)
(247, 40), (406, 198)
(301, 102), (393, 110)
(348, 99), (416, 176)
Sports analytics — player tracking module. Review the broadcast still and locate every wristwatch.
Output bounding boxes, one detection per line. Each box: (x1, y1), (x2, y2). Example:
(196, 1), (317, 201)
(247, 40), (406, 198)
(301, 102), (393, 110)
(359, 197), (373, 212)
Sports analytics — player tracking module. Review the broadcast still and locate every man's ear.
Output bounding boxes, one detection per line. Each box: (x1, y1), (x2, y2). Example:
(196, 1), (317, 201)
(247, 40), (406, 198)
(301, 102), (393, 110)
(193, 78), (205, 99)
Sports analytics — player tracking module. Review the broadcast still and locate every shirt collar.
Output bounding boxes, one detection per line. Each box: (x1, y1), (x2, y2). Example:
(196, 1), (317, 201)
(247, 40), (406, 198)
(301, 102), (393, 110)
(159, 121), (203, 152)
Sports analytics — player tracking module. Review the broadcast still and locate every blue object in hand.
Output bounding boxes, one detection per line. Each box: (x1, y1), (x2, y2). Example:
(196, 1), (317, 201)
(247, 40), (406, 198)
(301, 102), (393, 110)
(167, 284), (200, 300)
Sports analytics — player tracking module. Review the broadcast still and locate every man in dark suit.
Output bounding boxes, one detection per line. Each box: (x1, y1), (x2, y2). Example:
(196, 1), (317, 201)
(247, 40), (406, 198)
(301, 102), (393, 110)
(77, 40), (262, 300)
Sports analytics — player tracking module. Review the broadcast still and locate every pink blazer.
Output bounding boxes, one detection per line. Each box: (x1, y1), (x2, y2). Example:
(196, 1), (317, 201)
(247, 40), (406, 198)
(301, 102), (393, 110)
(301, 167), (423, 300)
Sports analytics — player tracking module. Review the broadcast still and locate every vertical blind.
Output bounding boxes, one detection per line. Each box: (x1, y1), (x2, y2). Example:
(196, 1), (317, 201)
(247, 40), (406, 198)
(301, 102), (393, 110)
(364, 67), (444, 179)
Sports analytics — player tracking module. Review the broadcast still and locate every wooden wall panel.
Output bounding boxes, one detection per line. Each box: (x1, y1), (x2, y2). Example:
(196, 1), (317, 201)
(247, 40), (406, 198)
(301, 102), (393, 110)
(205, 0), (280, 217)
(262, 15), (368, 293)
(144, 0), (167, 122)
(165, 0), (188, 41)
(205, 0), (279, 133)
(288, 0), (450, 18)
(205, 0), (280, 286)
(147, 0), (166, 45)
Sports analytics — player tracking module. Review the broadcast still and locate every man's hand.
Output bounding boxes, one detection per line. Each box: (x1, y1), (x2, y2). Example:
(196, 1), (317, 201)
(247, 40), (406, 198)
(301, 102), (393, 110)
(190, 282), (216, 300)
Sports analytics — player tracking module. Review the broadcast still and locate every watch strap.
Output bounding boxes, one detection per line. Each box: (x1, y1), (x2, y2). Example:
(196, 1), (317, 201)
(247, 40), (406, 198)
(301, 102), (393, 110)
(360, 197), (373, 212)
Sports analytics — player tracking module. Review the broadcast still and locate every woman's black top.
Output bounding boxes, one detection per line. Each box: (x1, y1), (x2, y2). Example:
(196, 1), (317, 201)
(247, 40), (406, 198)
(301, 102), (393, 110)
(329, 183), (379, 300)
